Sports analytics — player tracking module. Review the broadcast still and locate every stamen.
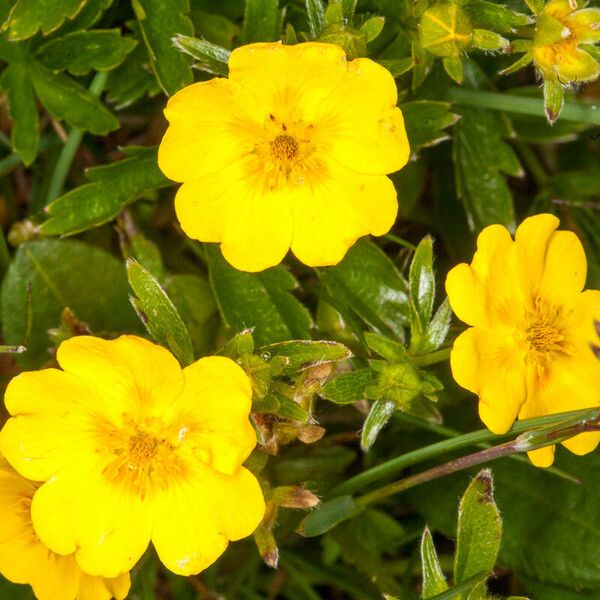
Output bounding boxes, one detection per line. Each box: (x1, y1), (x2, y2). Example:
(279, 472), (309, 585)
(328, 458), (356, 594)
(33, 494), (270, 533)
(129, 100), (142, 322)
(271, 134), (299, 161)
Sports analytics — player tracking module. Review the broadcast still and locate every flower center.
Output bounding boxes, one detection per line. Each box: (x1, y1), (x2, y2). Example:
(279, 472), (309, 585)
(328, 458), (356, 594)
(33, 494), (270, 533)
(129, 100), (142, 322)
(128, 431), (158, 466)
(524, 297), (568, 368)
(271, 134), (299, 161)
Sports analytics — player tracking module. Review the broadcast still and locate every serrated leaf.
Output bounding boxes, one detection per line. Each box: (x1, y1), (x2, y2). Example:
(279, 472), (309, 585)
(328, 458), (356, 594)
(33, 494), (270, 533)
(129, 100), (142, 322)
(365, 331), (407, 361)
(132, 0), (194, 95)
(167, 273), (217, 357)
(305, 0), (325, 38)
(298, 495), (363, 537)
(426, 295), (451, 345)
(0, 239), (141, 368)
(361, 399), (396, 450)
(409, 236), (435, 352)
(0, 58), (38, 165)
(402, 101), (459, 152)
(126, 258), (194, 366)
(41, 146), (169, 236)
(319, 239), (410, 342)
(205, 244), (311, 346)
(454, 470), (502, 585)
(421, 527), (449, 598)
(243, 0), (279, 43)
(453, 107), (519, 230)
(30, 59), (119, 134)
(4, 0), (84, 40)
(172, 33), (229, 75)
(36, 29), (137, 75)
(319, 368), (379, 404)
(260, 340), (352, 374)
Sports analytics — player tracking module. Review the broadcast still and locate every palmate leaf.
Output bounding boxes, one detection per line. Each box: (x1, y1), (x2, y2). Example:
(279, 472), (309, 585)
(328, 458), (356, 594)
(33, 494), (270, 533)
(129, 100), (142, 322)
(205, 244), (312, 346)
(0, 239), (141, 369)
(453, 106), (520, 230)
(36, 29), (137, 75)
(41, 146), (170, 236)
(2, 0), (85, 40)
(132, 0), (194, 95)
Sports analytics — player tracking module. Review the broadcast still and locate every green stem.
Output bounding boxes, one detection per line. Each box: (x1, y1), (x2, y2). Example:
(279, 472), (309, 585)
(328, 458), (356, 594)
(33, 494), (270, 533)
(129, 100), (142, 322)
(449, 88), (600, 125)
(45, 71), (108, 206)
(383, 233), (416, 250)
(411, 347), (451, 366)
(327, 406), (600, 497)
(514, 141), (548, 187)
(354, 418), (600, 508)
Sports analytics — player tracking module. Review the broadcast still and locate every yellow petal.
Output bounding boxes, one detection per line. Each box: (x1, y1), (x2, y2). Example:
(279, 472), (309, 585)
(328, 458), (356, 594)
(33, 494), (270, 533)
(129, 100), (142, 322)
(228, 42), (348, 122)
(78, 572), (131, 600)
(159, 78), (260, 182)
(451, 327), (527, 434)
(527, 445), (555, 467)
(562, 431), (600, 456)
(314, 58), (410, 175)
(56, 335), (184, 421)
(566, 289), (600, 348)
(445, 264), (486, 327)
(0, 370), (98, 481)
(150, 465), (264, 575)
(31, 458), (152, 577)
(171, 356), (255, 475)
(539, 230), (587, 307)
(290, 164), (397, 266)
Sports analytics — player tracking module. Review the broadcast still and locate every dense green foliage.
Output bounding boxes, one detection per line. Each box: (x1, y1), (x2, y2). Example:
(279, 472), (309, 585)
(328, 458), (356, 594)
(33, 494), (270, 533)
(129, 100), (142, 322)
(0, 0), (599, 598)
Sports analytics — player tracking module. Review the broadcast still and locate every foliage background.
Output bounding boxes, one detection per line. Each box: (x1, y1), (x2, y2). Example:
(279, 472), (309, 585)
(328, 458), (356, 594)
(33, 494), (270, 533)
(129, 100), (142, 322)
(0, 0), (599, 598)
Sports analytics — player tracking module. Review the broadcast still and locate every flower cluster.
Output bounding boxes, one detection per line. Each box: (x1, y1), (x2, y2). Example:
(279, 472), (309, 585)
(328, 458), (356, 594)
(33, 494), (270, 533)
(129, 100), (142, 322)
(158, 41), (410, 272)
(446, 214), (600, 467)
(0, 335), (265, 598)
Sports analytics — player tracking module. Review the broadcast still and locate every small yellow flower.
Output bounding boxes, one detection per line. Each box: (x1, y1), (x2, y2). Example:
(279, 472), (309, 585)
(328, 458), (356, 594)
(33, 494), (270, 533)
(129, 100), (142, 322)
(445, 214), (600, 467)
(0, 456), (130, 600)
(533, 0), (600, 82)
(158, 41), (409, 272)
(0, 335), (265, 577)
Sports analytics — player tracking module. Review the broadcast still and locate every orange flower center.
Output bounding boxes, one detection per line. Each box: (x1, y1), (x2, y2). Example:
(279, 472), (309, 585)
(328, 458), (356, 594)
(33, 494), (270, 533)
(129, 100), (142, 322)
(271, 134), (299, 161)
(525, 297), (568, 369)
(128, 431), (159, 466)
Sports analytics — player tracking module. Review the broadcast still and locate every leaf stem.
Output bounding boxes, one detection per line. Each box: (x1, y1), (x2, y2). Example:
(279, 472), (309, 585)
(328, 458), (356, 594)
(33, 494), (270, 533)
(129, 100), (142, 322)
(45, 71), (109, 206)
(449, 88), (600, 125)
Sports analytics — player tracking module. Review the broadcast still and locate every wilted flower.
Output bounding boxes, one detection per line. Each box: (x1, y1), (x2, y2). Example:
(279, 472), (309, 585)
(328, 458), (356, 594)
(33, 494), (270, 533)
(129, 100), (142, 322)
(446, 214), (600, 467)
(0, 335), (265, 577)
(158, 41), (409, 272)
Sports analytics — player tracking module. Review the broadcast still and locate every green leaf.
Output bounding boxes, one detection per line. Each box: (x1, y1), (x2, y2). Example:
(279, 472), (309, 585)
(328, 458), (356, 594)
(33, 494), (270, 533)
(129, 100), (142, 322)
(41, 146), (169, 236)
(365, 331), (407, 361)
(36, 29), (137, 75)
(319, 368), (379, 404)
(453, 107), (519, 230)
(454, 470), (501, 586)
(298, 495), (363, 537)
(543, 77), (564, 125)
(0, 577), (35, 599)
(443, 57), (463, 84)
(126, 259), (194, 366)
(402, 101), (459, 152)
(219, 328), (255, 358)
(464, 2), (530, 33)
(3, 0), (84, 40)
(361, 399), (396, 451)
(369, 361), (423, 407)
(255, 391), (309, 421)
(30, 59), (119, 134)
(243, 0), (279, 43)
(409, 236), (435, 353)
(132, 0), (194, 95)
(360, 16), (385, 43)
(260, 340), (352, 374)
(319, 239), (410, 342)
(421, 527), (449, 598)
(172, 33), (229, 75)
(0, 239), (141, 369)
(424, 298), (452, 353)
(0, 59), (39, 165)
(378, 57), (413, 77)
(167, 274), (217, 358)
(305, 0), (325, 38)
(205, 244), (311, 346)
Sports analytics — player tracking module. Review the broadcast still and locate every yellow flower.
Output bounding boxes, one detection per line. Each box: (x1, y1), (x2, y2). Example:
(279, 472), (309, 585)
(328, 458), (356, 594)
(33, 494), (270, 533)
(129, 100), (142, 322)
(0, 456), (130, 600)
(0, 335), (265, 577)
(445, 214), (600, 467)
(533, 0), (600, 83)
(158, 41), (409, 272)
